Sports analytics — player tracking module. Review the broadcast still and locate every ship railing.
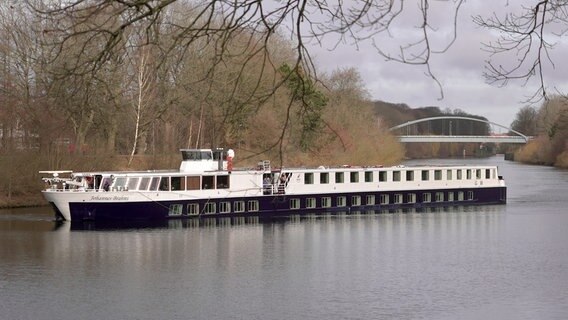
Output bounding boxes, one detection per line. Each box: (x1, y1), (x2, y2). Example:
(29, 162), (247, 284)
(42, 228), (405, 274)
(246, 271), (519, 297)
(257, 160), (271, 171)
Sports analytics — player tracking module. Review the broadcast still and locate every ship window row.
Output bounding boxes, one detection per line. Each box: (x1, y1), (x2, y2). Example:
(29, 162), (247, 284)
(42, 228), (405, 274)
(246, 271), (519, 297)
(114, 175), (230, 191)
(287, 191), (475, 209)
(304, 168), (494, 185)
(381, 168), (494, 183)
(170, 200), (259, 216)
(309, 171), (362, 184)
(168, 191), (476, 216)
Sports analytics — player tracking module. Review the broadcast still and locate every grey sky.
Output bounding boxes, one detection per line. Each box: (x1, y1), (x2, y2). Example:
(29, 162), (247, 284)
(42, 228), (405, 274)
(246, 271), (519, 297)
(306, 0), (568, 130)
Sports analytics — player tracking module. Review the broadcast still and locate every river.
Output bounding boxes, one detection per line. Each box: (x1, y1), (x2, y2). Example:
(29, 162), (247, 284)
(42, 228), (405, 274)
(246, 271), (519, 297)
(1, 156), (568, 320)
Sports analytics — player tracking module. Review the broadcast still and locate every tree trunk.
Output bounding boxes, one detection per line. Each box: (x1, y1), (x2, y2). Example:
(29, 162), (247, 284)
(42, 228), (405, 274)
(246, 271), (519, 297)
(105, 114), (118, 154)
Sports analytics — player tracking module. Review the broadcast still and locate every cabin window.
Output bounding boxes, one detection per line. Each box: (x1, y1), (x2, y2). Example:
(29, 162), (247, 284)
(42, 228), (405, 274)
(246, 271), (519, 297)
(304, 173), (314, 184)
(380, 194), (389, 204)
(422, 193), (431, 203)
(168, 204), (183, 216)
(393, 171), (401, 182)
(213, 150), (226, 161)
(394, 194), (403, 204)
(364, 171), (373, 182)
(127, 177), (139, 190)
(366, 195), (375, 205)
(337, 196), (346, 207)
(181, 150), (212, 161)
(113, 177), (127, 191)
(379, 171), (387, 182)
(204, 202), (216, 214)
(448, 192), (454, 201)
(467, 191), (474, 200)
(476, 169), (481, 179)
(406, 171), (414, 181)
(421, 170), (429, 181)
(248, 200), (259, 212)
(458, 191), (464, 201)
(171, 177), (182, 191)
(350, 172), (359, 183)
(466, 169), (472, 180)
(434, 170), (442, 181)
(149, 177), (160, 191)
(202, 176), (214, 189)
(138, 177), (150, 191)
(159, 177), (170, 191)
(485, 169), (491, 179)
(320, 172), (329, 184)
(290, 199), (300, 209)
(219, 202), (231, 213)
(435, 192), (444, 202)
(335, 172), (344, 183)
(187, 176), (200, 190)
(321, 197), (331, 208)
(187, 203), (199, 215)
(351, 196), (361, 206)
(407, 193), (416, 203)
(457, 170), (463, 180)
(234, 201), (245, 213)
(447, 170), (453, 180)
(93, 175), (102, 190)
(306, 198), (316, 208)
(216, 175), (229, 189)
(181, 150), (196, 160)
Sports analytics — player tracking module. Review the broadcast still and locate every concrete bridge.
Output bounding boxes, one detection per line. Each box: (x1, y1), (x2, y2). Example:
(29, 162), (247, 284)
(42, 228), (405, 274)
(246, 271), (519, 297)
(389, 116), (531, 144)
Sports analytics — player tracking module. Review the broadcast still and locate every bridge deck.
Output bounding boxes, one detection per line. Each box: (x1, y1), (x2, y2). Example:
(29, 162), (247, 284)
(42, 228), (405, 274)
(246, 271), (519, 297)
(398, 135), (529, 143)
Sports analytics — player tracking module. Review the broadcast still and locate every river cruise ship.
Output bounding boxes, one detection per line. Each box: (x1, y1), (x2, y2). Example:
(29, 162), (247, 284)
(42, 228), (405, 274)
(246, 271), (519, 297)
(40, 148), (507, 222)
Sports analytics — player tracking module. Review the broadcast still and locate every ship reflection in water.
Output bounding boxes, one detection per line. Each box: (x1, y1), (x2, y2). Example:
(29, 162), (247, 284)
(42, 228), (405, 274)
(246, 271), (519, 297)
(59, 205), (504, 231)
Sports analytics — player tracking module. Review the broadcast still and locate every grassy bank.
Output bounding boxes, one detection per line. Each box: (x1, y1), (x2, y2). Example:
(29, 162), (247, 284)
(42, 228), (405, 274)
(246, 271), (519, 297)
(514, 137), (568, 168)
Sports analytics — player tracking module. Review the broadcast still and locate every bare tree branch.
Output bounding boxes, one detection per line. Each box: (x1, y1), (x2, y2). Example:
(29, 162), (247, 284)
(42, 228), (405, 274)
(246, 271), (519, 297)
(474, 0), (568, 104)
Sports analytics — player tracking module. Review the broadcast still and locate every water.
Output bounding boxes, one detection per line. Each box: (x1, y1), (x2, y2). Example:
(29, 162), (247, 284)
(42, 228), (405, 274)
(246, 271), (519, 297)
(1, 156), (568, 320)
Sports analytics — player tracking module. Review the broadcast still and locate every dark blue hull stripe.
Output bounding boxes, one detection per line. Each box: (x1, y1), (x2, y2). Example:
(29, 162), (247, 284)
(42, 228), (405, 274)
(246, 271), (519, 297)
(66, 187), (506, 221)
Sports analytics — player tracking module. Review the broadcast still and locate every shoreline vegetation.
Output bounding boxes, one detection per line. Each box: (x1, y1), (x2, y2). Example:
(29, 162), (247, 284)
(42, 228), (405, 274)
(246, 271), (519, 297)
(509, 97), (568, 169)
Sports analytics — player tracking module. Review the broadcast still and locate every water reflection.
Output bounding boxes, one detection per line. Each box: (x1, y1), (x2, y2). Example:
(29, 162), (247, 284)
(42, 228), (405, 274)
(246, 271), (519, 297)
(42, 205), (505, 231)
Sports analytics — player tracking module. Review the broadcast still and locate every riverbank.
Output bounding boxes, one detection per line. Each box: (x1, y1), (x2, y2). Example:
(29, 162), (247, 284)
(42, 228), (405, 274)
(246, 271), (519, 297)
(513, 136), (568, 168)
(0, 193), (45, 209)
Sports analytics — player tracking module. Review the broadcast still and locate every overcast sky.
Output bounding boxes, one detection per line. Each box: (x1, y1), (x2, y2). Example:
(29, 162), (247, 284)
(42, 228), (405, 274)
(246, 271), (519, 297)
(305, 0), (568, 131)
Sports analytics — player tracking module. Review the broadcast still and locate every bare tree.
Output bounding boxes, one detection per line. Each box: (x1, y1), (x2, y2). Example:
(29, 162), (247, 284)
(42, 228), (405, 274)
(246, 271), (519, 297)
(26, 0), (465, 100)
(22, 0), (568, 159)
(128, 47), (154, 166)
(474, 1), (568, 103)
(511, 105), (538, 136)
